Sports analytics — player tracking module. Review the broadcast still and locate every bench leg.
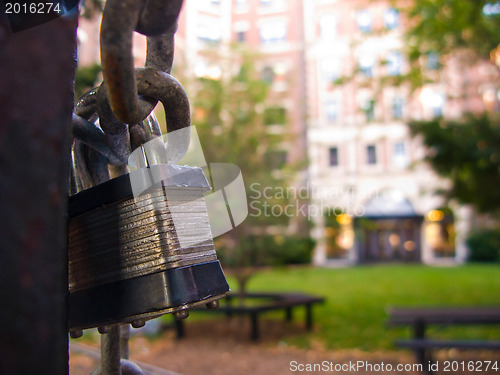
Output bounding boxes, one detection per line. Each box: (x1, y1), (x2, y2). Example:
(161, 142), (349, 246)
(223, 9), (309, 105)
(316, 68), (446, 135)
(175, 319), (184, 339)
(415, 350), (432, 375)
(414, 349), (434, 375)
(250, 312), (259, 341)
(414, 320), (433, 375)
(285, 307), (293, 322)
(305, 304), (313, 331)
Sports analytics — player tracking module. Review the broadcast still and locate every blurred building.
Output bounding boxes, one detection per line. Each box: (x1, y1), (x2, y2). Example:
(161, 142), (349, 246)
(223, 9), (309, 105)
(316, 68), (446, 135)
(174, 0), (307, 166)
(76, 0), (500, 265)
(304, 0), (498, 266)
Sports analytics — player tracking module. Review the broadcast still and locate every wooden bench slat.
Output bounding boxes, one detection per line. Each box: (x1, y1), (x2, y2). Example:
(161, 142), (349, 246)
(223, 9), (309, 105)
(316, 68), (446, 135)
(395, 339), (500, 350)
(176, 292), (325, 341)
(387, 307), (500, 325)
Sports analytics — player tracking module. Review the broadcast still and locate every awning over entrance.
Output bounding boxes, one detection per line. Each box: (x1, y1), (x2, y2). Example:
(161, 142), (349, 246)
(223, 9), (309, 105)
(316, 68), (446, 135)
(363, 189), (417, 218)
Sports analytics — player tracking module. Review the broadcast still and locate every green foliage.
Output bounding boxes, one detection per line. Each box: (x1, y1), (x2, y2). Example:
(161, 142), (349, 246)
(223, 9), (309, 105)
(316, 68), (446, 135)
(396, 0), (500, 90)
(191, 48), (306, 272)
(324, 207), (343, 229)
(402, 0), (500, 61)
(263, 106), (287, 126)
(193, 54), (280, 181)
(74, 63), (101, 100)
(466, 229), (500, 262)
(409, 113), (500, 212)
(217, 234), (315, 268)
(269, 236), (315, 265)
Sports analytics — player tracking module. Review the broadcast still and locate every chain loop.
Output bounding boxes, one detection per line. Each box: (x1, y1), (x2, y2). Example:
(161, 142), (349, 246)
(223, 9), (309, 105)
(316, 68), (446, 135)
(99, 0), (183, 124)
(71, 0), (188, 182)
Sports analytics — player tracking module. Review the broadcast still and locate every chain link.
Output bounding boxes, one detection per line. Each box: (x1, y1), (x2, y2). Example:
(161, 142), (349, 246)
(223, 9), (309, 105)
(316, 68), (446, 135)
(99, 0), (183, 124)
(71, 0), (188, 188)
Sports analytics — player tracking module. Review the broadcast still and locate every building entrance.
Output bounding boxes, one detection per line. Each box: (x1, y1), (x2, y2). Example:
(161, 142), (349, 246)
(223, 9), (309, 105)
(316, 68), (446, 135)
(355, 189), (423, 263)
(357, 218), (422, 263)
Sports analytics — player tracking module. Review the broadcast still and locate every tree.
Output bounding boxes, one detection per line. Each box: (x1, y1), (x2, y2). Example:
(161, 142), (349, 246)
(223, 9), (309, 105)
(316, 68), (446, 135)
(188, 48), (313, 296)
(398, 0), (500, 89)
(409, 113), (500, 213)
(394, 0), (500, 215)
(74, 63), (101, 99)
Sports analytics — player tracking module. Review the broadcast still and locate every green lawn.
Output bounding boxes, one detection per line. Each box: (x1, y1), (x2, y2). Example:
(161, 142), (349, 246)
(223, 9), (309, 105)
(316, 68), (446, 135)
(225, 264), (500, 351)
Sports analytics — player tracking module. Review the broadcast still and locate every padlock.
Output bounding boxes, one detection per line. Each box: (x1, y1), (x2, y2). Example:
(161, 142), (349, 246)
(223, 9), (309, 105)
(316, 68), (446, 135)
(68, 71), (230, 333)
(68, 161), (229, 332)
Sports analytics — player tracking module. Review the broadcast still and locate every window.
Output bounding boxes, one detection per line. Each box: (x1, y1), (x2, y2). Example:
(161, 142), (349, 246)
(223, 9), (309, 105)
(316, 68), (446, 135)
(420, 88), (445, 117)
(432, 102), (444, 117)
(392, 96), (404, 119)
(359, 54), (375, 77)
(387, 50), (403, 76)
(427, 52), (439, 70)
(319, 14), (337, 39)
(197, 16), (222, 43)
(356, 10), (372, 33)
(367, 145), (377, 165)
(393, 142), (408, 167)
(236, 31), (246, 42)
(259, 0), (286, 11)
(321, 58), (340, 82)
(361, 99), (375, 121)
(261, 66), (275, 83)
(326, 100), (339, 123)
(384, 8), (399, 29)
(235, 0), (248, 12)
(430, 92), (445, 117)
(329, 147), (339, 167)
(259, 21), (287, 45)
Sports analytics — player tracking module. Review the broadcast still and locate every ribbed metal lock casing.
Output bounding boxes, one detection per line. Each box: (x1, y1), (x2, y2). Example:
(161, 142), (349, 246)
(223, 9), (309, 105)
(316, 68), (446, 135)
(68, 165), (229, 330)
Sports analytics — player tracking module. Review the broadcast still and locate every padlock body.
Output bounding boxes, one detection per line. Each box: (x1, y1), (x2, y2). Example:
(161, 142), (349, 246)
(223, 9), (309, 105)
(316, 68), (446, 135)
(68, 165), (229, 330)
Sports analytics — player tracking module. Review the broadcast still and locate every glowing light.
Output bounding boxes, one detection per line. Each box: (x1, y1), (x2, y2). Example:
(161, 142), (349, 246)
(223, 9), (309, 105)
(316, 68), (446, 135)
(427, 210), (444, 222)
(389, 234), (400, 247)
(336, 214), (352, 225)
(337, 229), (354, 249)
(404, 241), (416, 251)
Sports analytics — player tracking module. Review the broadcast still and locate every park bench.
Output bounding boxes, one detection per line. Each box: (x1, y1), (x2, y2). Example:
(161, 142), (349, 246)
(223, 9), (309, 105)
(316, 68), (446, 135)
(175, 292), (325, 341)
(387, 307), (500, 374)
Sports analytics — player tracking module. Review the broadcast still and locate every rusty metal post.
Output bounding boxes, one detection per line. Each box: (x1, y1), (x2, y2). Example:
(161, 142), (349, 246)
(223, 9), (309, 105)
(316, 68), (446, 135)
(101, 326), (122, 375)
(0, 11), (78, 375)
(120, 325), (130, 360)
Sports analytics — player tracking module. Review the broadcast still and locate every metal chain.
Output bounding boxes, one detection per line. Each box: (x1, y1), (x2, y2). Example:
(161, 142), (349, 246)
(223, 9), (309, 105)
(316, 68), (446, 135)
(71, 0), (187, 191)
(70, 2), (188, 374)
